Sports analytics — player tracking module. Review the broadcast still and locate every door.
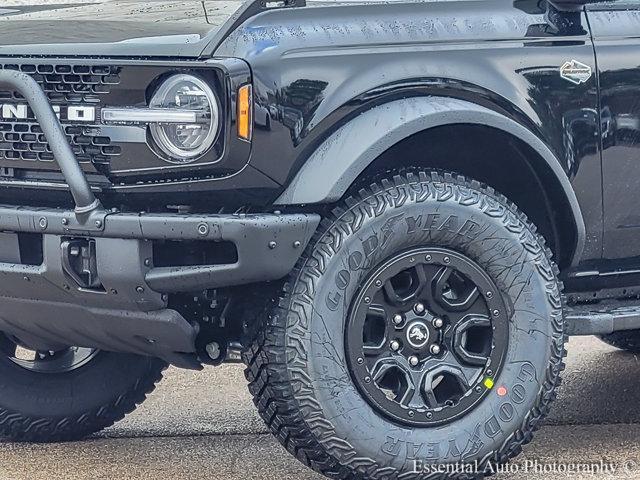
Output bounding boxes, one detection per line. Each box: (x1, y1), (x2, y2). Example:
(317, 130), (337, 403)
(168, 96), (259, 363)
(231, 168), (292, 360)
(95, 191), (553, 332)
(589, 1), (640, 260)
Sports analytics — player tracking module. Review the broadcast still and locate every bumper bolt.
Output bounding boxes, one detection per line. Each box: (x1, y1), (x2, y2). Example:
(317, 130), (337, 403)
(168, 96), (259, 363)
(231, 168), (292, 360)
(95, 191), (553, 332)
(430, 344), (441, 355)
(61, 218), (68, 226)
(197, 223), (209, 236)
(433, 318), (444, 328)
(95, 220), (102, 228)
(390, 340), (400, 351)
(413, 303), (426, 315)
(409, 355), (419, 367)
(393, 314), (404, 325)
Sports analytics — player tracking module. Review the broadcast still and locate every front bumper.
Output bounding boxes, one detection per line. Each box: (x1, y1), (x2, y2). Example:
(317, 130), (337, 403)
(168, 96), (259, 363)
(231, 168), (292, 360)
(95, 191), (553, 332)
(0, 207), (318, 368)
(0, 67), (320, 368)
(0, 205), (320, 292)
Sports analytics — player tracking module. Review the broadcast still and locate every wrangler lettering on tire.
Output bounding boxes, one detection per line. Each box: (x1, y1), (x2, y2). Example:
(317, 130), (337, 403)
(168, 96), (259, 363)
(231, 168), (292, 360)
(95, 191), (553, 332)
(244, 171), (566, 478)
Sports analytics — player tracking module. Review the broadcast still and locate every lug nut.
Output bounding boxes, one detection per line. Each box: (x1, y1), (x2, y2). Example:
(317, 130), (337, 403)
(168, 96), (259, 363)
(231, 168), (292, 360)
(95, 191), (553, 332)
(409, 355), (419, 367)
(393, 314), (404, 325)
(390, 340), (400, 351)
(433, 318), (444, 328)
(430, 344), (441, 355)
(414, 303), (426, 315)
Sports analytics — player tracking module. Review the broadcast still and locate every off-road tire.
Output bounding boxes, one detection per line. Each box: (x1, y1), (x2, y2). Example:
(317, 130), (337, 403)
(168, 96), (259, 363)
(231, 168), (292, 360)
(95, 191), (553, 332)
(0, 350), (166, 442)
(244, 171), (566, 479)
(599, 331), (640, 353)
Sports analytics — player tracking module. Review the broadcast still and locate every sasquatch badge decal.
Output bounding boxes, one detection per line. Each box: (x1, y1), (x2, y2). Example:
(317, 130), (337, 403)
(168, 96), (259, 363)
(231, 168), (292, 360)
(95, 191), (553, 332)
(560, 60), (593, 85)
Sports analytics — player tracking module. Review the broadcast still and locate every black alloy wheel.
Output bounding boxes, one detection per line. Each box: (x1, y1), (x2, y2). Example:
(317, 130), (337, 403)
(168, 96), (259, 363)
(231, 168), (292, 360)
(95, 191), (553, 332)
(0, 336), (98, 374)
(346, 247), (508, 427)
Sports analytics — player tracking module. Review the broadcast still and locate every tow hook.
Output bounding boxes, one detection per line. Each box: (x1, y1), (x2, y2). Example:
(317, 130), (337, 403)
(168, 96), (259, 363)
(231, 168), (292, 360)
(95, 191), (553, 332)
(61, 238), (102, 290)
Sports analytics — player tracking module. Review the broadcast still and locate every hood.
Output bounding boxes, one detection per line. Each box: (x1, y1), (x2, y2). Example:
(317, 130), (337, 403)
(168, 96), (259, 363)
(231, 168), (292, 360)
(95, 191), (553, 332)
(0, 1), (244, 58)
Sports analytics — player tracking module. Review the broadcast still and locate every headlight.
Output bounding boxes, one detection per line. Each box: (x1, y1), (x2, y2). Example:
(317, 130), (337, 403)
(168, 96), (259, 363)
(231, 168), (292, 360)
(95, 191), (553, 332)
(149, 74), (219, 163)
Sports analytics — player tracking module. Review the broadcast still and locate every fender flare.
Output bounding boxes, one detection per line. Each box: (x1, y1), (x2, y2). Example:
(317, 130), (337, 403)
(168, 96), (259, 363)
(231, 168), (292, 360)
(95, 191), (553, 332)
(274, 96), (585, 265)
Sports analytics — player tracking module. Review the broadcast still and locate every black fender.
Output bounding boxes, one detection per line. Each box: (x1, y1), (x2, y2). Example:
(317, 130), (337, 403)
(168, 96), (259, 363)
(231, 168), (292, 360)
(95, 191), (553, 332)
(274, 96), (586, 265)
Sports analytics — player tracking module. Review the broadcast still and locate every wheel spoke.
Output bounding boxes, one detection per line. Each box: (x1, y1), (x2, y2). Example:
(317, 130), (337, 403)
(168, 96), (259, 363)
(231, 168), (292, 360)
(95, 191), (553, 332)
(439, 351), (481, 386)
(421, 362), (475, 408)
(383, 264), (428, 306)
(433, 266), (481, 312)
(452, 315), (492, 367)
(0, 335), (17, 357)
(362, 305), (390, 357)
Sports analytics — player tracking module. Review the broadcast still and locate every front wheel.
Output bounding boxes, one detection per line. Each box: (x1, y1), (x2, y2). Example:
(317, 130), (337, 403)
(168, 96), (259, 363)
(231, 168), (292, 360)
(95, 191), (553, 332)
(0, 336), (166, 442)
(245, 171), (566, 478)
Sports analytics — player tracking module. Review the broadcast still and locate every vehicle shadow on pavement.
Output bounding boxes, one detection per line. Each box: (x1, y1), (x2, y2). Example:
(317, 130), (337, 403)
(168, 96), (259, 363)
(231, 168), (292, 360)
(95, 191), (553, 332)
(1, 336), (640, 480)
(549, 336), (640, 425)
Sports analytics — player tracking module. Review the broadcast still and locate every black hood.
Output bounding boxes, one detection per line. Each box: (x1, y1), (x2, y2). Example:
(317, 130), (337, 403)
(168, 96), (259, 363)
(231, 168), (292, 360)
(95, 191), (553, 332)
(0, 1), (244, 58)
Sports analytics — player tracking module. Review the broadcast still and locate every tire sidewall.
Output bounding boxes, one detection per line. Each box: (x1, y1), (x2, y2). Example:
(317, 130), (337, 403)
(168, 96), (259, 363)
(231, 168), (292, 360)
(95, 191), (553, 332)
(0, 351), (161, 418)
(283, 176), (563, 475)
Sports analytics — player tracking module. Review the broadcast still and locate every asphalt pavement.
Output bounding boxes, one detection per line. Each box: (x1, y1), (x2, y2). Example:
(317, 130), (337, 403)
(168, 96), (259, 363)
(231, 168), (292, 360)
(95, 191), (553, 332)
(1, 336), (640, 479)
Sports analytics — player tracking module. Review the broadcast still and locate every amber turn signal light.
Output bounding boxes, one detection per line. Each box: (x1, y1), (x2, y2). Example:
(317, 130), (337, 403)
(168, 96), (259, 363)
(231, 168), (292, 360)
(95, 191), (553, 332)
(237, 84), (252, 141)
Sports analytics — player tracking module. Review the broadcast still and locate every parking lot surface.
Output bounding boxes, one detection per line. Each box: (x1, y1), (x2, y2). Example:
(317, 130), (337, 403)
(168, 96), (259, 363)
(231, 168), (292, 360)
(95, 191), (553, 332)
(1, 336), (640, 479)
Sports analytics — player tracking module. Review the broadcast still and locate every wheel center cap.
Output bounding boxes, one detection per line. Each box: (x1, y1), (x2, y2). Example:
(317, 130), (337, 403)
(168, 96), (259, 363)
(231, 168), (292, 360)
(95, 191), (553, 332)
(406, 321), (430, 348)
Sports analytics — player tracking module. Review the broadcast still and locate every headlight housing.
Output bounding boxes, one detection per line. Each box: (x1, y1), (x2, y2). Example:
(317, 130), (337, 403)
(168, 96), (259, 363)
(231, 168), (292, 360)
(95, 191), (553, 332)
(149, 74), (219, 163)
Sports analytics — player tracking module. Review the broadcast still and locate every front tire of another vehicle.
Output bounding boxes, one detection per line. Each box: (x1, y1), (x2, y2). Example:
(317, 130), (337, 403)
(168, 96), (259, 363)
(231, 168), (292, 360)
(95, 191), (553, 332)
(245, 171), (566, 479)
(0, 337), (166, 442)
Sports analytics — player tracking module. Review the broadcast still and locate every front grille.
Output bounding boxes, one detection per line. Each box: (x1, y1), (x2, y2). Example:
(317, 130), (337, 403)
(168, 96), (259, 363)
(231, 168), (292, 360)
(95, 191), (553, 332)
(0, 64), (121, 103)
(0, 63), (123, 170)
(0, 60), (232, 188)
(0, 122), (121, 167)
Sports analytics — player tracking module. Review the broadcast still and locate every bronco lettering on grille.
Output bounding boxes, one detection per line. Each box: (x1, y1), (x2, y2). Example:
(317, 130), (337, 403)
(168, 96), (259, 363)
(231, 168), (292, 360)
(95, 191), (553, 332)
(0, 103), (96, 122)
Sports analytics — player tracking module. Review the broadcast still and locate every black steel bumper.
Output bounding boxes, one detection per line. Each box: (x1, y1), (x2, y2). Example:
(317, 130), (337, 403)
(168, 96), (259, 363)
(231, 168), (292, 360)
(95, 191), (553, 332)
(0, 68), (320, 368)
(0, 207), (319, 368)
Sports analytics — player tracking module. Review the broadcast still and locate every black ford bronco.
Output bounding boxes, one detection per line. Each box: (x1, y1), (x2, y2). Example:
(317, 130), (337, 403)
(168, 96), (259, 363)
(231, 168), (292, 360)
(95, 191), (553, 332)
(0, 0), (639, 477)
